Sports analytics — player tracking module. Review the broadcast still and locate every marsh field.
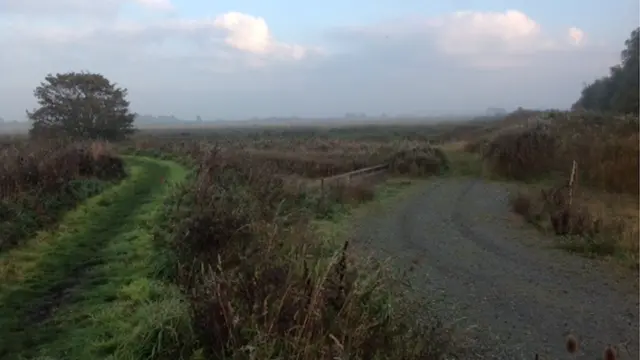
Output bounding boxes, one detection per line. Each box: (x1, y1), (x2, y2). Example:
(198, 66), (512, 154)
(0, 110), (638, 360)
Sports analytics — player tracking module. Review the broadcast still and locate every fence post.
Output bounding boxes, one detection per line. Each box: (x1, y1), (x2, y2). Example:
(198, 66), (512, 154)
(568, 160), (577, 207)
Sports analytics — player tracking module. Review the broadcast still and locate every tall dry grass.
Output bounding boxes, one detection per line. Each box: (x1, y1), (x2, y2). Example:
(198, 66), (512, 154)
(125, 136), (450, 179)
(145, 141), (461, 359)
(482, 111), (638, 194)
(481, 111), (639, 266)
(0, 139), (125, 251)
(0, 140), (124, 199)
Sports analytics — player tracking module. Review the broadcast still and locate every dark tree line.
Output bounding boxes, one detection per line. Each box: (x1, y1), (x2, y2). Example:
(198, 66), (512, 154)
(573, 28), (639, 115)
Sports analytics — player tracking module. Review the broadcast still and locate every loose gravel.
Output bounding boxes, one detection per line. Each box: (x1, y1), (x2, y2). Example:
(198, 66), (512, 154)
(355, 177), (639, 360)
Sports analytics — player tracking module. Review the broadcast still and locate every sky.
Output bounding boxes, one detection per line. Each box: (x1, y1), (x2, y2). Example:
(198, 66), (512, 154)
(0, 0), (638, 121)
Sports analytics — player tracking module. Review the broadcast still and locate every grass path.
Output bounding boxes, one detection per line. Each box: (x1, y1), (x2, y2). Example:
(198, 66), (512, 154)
(0, 156), (189, 360)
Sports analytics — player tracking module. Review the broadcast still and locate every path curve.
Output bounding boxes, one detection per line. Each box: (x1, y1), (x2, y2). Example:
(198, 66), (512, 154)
(356, 177), (639, 360)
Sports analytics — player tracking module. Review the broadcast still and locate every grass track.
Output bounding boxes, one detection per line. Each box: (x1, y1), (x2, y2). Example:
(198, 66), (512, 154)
(0, 157), (189, 360)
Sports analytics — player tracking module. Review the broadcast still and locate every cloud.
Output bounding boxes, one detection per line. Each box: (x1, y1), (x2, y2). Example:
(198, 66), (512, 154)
(0, 0), (172, 19)
(330, 10), (589, 69)
(568, 27), (586, 46)
(435, 10), (544, 53)
(0, 7), (622, 121)
(300, 10), (616, 114)
(134, 0), (174, 11)
(213, 12), (308, 60)
(0, 10), (315, 72)
(0, 0), (116, 19)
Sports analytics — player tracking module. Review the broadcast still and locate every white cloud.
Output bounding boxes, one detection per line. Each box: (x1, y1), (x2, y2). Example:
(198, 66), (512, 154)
(134, 0), (173, 11)
(0, 0), (173, 14)
(212, 12), (308, 61)
(0, 0), (122, 18)
(568, 27), (586, 46)
(0, 11), (314, 69)
(434, 10), (544, 55)
(213, 12), (271, 54)
(426, 10), (584, 68)
(325, 10), (591, 69)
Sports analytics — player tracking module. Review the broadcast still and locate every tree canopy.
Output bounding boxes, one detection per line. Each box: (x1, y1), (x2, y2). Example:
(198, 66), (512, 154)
(573, 28), (639, 115)
(28, 71), (136, 140)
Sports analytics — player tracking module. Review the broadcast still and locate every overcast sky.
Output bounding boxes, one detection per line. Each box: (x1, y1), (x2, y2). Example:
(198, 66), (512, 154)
(0, 0), (638, 121)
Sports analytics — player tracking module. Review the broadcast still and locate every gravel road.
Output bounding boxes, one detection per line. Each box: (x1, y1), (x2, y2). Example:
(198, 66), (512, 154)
(355, 177), (639, 360)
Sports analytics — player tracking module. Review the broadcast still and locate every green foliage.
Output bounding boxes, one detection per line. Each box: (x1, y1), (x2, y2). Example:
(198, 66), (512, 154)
(0, 179), (108, 252)
(27, 71), (137, 140)
(387, 146), (450, 176)
(0, 140), (127, 252)
(149, 149), (459, 360)
(573, 28), (639, 115)
(0, 157), (192, 360)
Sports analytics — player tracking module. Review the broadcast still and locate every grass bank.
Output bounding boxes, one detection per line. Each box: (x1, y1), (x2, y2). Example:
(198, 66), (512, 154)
(0, 141), (126, 253)
(0, 156), (189, 360)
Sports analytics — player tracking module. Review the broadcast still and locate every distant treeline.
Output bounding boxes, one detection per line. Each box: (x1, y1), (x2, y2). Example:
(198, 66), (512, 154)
(573, 28), (639, 115)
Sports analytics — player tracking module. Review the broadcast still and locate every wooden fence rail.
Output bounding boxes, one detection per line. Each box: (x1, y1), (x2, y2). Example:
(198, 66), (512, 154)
(278, 163), (391, 193)
(319, 163), (389, 190)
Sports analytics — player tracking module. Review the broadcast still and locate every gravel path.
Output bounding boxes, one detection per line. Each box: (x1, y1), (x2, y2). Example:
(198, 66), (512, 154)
(355, 177), (639, 360)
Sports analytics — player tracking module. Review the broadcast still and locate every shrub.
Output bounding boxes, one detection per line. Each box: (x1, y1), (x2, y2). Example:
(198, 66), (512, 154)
(387, 146), (450, 176)
(0, 140), (125, 251)
(483, 123), (556, 181)
(483, 111), (639, 195)
(153, 148), (461, 359)
(509, 184), (638, 265)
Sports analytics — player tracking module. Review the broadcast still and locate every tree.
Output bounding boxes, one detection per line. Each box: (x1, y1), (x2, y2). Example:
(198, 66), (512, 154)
(573, 28), (639, 115)
(28, 71), (136, 140)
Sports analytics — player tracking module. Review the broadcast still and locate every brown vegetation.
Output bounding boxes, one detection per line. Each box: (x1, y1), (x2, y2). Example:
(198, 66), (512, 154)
(481, 112), (638, 193)
(0, 139), (125, 251)
(466, 111), (639, 267)
(147, 140), (460, 359)
(2, 119), (634, 358)
(127, 135), (449, 179)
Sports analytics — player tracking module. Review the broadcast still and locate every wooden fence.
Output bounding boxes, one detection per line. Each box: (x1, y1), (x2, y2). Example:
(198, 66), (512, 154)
(278, 163), (390, 193)
(318, 163), (389, 191)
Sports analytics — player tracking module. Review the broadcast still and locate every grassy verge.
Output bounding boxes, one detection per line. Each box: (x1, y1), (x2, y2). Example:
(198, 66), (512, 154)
(312, 177), (430, 245)
(0, 179), (113, 252)
(0, 141), (126, 253)
(433, 142), (486, 179)
(510, 183), (639, 269)
(439, 135), (639, 271)
(0, 156), (190, 360)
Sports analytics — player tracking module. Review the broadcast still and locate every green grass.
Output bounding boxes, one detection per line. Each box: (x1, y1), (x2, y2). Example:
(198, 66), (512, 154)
(0, 178), (113, 253)
(441, 150), (485, 178)
(313, 178), (430, 246)
(0, 156), (190, 360)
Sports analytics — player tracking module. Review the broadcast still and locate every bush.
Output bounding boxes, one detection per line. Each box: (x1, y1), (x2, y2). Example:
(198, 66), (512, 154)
(152, 148), (461, 359)
(388, 146), (450, 176)
(0, 140), (125, 251)
(509, 184), (638, 265)
(483, 123), (556, 181)
(483, 111), (639, 195)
